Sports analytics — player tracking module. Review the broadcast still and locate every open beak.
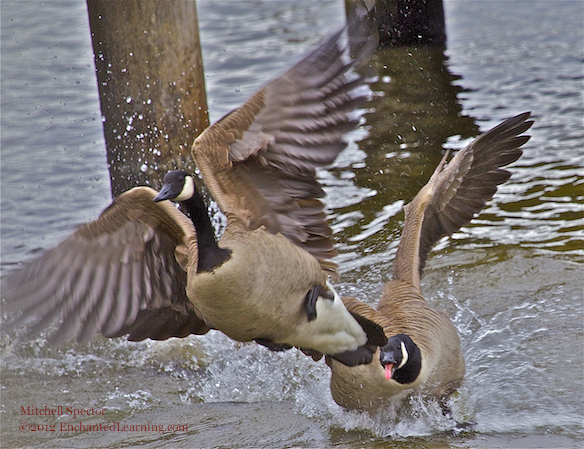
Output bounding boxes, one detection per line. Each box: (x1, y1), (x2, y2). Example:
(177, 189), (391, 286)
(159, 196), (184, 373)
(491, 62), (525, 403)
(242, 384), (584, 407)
(384, 363), (394, 380)
(380, 348), (397, 380)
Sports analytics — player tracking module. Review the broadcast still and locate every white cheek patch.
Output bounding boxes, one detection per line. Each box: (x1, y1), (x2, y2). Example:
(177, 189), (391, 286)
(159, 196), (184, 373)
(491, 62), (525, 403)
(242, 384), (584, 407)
(175, 176), (195, 202)
(398, 341), (409, 369)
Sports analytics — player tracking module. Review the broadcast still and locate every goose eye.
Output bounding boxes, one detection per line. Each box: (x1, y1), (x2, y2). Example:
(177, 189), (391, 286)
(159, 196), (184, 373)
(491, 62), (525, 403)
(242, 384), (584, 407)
(397, 341), (409, 369)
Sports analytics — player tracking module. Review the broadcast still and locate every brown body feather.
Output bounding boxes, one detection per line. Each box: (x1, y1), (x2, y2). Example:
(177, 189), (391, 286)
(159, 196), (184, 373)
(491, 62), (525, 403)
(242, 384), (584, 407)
(188, 221), (327, 344)
(327, 112), (533, 410)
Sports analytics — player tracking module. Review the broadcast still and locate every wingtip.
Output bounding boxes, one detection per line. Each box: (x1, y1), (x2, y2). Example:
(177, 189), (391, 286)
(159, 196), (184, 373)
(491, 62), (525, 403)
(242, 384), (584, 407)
(329, 344), (376, 366)
(502, 111), (535, 135)
(350, 312), (388, 348)
(345, 0), (379, 65)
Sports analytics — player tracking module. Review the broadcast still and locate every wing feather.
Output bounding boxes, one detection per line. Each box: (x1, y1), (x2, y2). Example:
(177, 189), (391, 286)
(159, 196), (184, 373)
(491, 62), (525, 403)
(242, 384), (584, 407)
(417, 112), (534, 276)
(3, 187), (209, 343)
(193, 21), (378, 275)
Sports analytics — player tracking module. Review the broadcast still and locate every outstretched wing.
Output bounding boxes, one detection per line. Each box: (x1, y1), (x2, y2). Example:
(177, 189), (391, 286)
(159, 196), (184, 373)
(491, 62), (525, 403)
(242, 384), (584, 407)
(3, 187), (210, 344)
(394, 112), (533, 283)
(193, 20), (378, 276)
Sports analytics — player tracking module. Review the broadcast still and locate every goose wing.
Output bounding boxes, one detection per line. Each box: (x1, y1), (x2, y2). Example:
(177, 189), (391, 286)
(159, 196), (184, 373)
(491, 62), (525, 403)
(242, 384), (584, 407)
(340, 296), (393, 333)
(3, 187), (210, 344)
(416, 112), (533, 277)
(193, 23), (377, 276)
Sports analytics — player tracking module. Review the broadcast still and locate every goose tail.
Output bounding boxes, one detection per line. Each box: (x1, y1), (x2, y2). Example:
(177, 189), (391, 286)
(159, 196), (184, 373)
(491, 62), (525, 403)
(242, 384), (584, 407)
(294, 290), (388, 367)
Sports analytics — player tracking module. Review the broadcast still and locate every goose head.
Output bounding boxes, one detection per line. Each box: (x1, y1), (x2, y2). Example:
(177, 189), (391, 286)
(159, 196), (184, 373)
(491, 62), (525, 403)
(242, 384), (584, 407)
(153, 169), (232, 273)
(154, 170), (196, 203)
(379, 334), (422, 384)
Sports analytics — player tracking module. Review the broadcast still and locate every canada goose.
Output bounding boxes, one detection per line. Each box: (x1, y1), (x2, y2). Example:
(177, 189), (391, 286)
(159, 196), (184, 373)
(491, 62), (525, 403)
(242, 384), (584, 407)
(3, 22), (388, 366)
(151, 168), (387, 365)
(326, 112), (533, 411)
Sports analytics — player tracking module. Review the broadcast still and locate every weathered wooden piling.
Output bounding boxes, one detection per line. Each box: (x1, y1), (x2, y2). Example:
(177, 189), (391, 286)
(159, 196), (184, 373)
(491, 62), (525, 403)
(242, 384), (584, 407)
(347, 0), (446, 47)
(86, 0), (209, 196)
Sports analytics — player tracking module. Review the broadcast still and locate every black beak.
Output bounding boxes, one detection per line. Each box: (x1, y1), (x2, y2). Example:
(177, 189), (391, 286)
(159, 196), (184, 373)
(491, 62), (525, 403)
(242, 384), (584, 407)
(380, 350), (397, 380)
(380, 350), (397, 367)
(153, 184), (176, 202)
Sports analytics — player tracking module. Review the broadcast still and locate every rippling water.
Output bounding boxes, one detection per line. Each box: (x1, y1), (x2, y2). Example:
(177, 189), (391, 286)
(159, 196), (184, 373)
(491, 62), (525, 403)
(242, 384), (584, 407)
(1, 1), (583, 448)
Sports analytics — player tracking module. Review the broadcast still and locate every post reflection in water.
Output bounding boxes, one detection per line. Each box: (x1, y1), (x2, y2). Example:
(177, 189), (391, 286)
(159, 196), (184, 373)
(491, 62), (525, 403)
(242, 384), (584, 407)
(329, 46), (481, 275)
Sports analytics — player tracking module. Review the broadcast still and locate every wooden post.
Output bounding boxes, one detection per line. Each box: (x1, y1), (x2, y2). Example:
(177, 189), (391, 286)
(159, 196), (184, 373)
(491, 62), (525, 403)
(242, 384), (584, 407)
(86, 0), (209, 196)
(347, 0), (446, 47)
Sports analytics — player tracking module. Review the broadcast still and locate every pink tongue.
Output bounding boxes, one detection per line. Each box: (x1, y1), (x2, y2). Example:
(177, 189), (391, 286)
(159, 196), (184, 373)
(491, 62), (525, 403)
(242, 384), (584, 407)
(384, 364), (393, 380)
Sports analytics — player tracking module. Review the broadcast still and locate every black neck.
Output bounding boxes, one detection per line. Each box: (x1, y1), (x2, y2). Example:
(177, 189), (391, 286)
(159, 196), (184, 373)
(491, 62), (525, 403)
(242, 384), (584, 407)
(180, 192), (231, 273)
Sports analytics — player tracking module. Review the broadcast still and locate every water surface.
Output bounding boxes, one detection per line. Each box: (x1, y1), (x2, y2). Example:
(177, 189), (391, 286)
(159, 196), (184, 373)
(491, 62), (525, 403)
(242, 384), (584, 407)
(1, 1), (582, 448)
